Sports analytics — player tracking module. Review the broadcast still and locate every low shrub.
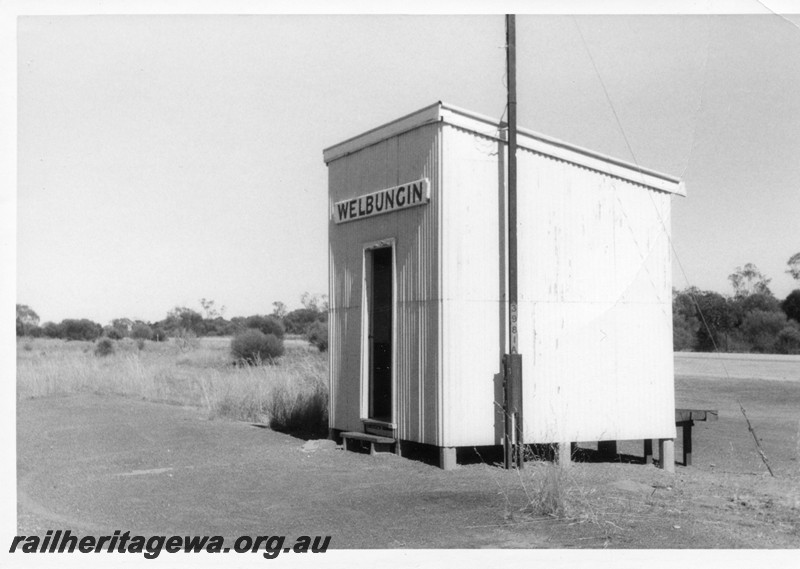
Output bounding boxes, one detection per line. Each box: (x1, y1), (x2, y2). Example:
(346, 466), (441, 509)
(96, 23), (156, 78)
(104, 327), (124, 340)
(672, 313), (696, 351)
(722, 330), (754, 354)
(777, 321), (800, 354)
(741, 309), (787, 353)
(733, 292), (782, 320)
(245, 315), (285, 339)
(231, 329), (284, 365)
(173, 328), (200, 352)
(94, 338), (115, 357)
(783, 289), (800, 323)
(41, 322), (62, 338)
(62, 319), (103, 341)
(284, 308), (325, 335)
(131, 323), (154, 340)
(306, 321), (328, 352)
(267, 375), (328, 437)
(151, 326), (168, 342)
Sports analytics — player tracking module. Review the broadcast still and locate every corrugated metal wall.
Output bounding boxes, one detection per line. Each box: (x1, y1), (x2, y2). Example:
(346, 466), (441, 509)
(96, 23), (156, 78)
(328, 123), (443, 445)
(440, 124), (676, 446)
(440, 124), (508, 447)
(518, 151), (676, 443)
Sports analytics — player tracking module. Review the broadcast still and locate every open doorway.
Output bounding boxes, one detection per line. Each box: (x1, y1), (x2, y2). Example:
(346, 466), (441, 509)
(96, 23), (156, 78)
(366, 246), (393, 423)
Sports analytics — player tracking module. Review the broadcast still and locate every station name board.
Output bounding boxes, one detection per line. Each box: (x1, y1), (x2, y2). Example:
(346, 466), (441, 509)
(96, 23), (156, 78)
(333, 178), (430, 224)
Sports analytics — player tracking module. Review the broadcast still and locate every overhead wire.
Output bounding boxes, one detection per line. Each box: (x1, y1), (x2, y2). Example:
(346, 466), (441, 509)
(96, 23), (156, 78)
(574, 11), (786, 474)
(570, 16), (735, 369)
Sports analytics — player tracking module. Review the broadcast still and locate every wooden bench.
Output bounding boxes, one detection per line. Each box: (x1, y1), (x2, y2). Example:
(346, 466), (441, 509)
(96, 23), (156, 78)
(341, 432), (396, 456)
(643, 408), (719, 467)
(674, 408), (718, 466)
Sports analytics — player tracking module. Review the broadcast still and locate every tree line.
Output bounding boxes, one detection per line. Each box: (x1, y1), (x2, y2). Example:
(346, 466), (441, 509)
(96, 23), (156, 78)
(15, 293), (329, 352)
(673, 256), (800, 354)
(17, 253), (800, 356)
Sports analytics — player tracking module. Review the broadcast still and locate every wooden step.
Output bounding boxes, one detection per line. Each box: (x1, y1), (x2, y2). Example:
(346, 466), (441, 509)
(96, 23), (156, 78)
(341, 431), (396, 456)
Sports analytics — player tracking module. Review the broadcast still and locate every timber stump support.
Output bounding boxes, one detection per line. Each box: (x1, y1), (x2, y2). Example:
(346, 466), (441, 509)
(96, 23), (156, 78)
(643, 439), (654, 465)
(659, 438), (675, 473)
(557, 441), (571, 467)
(598, 440), (618, 459)
(439, 447), (457, 470)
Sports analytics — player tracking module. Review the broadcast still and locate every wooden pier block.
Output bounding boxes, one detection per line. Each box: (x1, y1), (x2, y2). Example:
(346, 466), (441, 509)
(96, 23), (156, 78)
(682, 422), (693, 466)
(644, 439), (654, 465)
(439, 447), (457, 470)
(598, 440), (617, 458)
(557, 441), (571, 467)
(659, 438), (675, 473)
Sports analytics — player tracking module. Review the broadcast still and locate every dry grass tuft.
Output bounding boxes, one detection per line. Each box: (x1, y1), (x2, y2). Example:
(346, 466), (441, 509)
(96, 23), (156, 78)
(17, 337), (329, 432)
(266, 372), (328, 437)
(527, 462), (571, 518)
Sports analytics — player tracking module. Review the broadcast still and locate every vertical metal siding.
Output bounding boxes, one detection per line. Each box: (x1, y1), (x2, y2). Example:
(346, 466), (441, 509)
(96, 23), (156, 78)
(328, 124), (442, 445)
(438, 126), (675, 446)
(518, 151), (676, 443)
(440, 125), (508, 447)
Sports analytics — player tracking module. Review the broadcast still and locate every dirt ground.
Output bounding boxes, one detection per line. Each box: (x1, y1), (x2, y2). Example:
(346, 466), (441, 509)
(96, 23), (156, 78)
(16, 355), (800, 550)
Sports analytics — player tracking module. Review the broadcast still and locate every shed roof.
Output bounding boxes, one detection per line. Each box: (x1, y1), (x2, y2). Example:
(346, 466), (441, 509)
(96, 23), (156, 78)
(323, 101), (685, 196)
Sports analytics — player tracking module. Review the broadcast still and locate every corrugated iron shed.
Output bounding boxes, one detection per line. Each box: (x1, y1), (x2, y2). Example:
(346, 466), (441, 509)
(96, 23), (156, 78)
(325, 102), (683, 461)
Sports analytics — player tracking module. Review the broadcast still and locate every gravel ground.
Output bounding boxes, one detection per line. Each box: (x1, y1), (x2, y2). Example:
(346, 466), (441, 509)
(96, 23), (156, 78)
(17, 383), (800, 550)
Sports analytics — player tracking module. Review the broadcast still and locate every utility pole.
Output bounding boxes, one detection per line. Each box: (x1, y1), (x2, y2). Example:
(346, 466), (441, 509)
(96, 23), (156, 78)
(504, 14), (523, 470)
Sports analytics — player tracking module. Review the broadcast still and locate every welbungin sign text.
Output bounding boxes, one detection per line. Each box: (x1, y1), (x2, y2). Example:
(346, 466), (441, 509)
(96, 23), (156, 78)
(333, 178), (430, 224)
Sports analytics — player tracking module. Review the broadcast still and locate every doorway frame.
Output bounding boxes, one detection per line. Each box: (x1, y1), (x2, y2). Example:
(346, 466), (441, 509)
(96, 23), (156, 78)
(360, 237), (397, 429)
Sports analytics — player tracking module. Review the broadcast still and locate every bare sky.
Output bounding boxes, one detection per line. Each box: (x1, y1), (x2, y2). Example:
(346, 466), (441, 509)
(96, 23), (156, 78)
(11, 9), (800, 324)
